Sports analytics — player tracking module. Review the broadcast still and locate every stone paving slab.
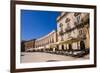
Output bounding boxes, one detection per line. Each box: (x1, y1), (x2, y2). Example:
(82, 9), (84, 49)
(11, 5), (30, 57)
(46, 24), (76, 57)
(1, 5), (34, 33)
(21, 52), (89, 63)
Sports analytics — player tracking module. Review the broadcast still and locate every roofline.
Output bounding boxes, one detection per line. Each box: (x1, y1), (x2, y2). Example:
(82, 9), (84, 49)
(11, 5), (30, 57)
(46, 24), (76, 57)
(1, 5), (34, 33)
(56, 12), (69, 23)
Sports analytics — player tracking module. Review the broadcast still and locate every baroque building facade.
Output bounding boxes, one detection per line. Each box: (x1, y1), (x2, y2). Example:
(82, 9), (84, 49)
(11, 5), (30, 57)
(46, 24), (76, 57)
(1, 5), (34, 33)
(56, 12), (89, 51)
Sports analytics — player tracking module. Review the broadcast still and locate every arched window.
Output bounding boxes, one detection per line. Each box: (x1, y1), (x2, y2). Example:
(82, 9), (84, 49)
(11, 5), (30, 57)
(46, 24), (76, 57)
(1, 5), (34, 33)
(65, 18), (70, 23)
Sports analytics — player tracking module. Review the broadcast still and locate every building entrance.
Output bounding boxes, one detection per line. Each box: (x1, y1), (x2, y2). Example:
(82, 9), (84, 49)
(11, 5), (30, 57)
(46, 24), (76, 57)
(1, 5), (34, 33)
(80, 40), (85, 50)
(68, 44), (72, 51)
(62, 45), (64, 51)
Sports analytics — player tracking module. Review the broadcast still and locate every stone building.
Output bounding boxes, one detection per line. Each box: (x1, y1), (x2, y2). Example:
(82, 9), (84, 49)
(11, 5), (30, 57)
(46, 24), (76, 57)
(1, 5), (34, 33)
(56, 12), (89, 51)
(21, 40), (26, 52)
(35, 30), (57, 52)
(24, 39), (36, 51)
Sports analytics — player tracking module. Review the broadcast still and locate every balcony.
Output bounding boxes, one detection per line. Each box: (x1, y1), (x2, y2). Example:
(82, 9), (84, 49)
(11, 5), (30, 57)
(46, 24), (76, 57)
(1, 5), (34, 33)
(75, 17), (89, 29)
(59, 30), (64, 35)
(76, 22), (84, 28)
(78, 34), (86, 39)
(65, 27), (71, 32)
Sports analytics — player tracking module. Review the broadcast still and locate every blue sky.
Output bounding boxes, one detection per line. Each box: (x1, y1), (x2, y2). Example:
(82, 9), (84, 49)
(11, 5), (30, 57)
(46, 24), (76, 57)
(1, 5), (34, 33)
(21, 10), (60, 41)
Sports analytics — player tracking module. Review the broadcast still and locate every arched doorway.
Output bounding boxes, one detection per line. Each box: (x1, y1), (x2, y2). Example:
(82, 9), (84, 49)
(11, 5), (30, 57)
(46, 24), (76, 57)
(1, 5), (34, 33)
(68, 44), (72, 51)
(80, 40), (85, 51)
(56, 45), (59, 51)
(62, 45), (64, 51)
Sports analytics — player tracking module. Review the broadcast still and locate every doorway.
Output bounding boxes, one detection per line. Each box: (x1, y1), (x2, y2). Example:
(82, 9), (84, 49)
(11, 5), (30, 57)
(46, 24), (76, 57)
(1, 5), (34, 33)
(68, 44), (72, 51)
(62, 45), (64, 51)
(80, 40), (85, 50)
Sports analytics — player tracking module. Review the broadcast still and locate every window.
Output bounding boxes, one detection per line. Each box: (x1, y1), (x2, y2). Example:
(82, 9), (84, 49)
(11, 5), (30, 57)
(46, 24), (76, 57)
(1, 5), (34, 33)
(52, 38), (54, 43)
(76, 15), (81, 24)
(74, 13), (80, 17)
(59, 30), (63, 35)
(61, 37), (63, 41)
(79, 30), (83, 35)
(74, 21), (77, 26)
(59, 23), (63, 32)
(59, 23), (63, 27)
(65, 18), (70, 23)
(74, 13), (81, 24)
(65, 22), (71, 31)
(67, 23), (70, 28)
(68, 33), (71, 38)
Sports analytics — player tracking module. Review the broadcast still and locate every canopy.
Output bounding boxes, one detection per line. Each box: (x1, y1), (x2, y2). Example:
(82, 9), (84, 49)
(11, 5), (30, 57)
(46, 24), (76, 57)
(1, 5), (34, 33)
(49, 37), (81, 47)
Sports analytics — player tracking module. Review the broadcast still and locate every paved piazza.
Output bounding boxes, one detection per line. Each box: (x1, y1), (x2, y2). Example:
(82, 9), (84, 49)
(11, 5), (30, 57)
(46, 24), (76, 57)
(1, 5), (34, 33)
(21, 52), (89, 63)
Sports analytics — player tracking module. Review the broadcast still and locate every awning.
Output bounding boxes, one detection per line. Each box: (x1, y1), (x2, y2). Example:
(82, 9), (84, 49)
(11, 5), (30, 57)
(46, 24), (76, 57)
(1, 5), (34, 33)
(45, 37), (81, 48)
(50, 37), (81, 47)
(59, 38), (81, 45)
(49, 42), (59, 48)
